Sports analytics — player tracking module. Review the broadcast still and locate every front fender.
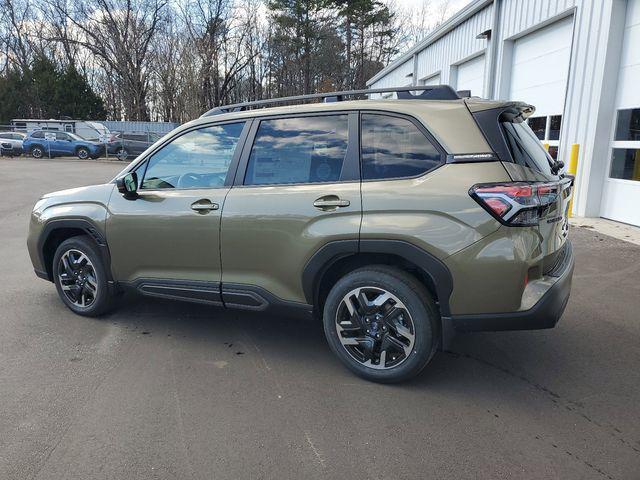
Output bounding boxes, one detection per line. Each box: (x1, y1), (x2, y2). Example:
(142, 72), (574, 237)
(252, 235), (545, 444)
(27, 184), (115, 279)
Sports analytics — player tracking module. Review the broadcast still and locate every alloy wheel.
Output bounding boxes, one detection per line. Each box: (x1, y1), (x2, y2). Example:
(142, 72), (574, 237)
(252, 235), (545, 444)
(57, 249), (98, 308)
(335, 286), (415, 370)
(77, 148), (89, 159)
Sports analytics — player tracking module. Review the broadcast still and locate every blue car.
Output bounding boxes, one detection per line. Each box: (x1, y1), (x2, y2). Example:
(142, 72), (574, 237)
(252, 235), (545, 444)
(23, 130), (104, 159)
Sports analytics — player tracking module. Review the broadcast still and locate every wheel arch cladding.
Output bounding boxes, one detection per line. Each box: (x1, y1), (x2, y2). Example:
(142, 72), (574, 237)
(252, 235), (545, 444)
(39, 219), (111, 282)
(303, 239), (453, 317)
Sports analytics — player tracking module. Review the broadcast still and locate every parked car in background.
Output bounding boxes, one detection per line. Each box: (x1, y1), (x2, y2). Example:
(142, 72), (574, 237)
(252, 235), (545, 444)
(109, 132), (163, 160)
(23, 130), (104, 159)
(11, 119), (112, 142)
(0, 131), (26, 155)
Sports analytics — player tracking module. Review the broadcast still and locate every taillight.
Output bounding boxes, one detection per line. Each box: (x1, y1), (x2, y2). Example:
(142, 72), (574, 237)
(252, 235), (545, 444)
(469, 182), (560, 226)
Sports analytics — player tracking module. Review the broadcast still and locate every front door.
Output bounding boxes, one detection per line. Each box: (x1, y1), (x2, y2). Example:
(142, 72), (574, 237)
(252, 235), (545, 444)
(107, 121), (248, 302)
(220, 113), (361, 308)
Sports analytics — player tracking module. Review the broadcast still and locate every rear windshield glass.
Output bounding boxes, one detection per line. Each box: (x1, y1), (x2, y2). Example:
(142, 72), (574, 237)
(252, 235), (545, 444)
(502, 121), (554, 175)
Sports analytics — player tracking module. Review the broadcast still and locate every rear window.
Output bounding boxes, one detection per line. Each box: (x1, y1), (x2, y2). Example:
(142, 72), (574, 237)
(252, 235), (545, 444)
(502, 121), (554, 176)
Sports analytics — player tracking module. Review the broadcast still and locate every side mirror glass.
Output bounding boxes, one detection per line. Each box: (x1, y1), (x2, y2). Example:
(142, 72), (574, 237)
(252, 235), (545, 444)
(117, 171), (138, 198)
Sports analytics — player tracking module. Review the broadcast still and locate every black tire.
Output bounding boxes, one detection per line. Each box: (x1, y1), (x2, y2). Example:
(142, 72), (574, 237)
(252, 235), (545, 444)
(31, 146), (44, 159)
(76, 147), (90, 159)
(52, 236), (114, 316)
(322, 266), (439, 383)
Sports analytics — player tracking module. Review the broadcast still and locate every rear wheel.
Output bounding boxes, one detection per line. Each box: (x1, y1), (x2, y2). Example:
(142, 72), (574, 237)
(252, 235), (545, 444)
(31, 146), (43, 158)
(53, 236), (114, 316)
(323, 266), (439, 383)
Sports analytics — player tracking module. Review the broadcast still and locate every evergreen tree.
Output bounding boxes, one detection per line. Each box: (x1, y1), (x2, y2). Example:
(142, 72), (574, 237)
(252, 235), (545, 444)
(0, 56), (106, 123)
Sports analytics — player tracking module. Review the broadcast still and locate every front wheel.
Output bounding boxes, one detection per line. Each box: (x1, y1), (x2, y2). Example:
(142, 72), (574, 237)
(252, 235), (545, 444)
(322, 266), (439, 383)
(53, 236), (114, 316)
(31, 146), (44, 159)
(76, 147), (90, 159)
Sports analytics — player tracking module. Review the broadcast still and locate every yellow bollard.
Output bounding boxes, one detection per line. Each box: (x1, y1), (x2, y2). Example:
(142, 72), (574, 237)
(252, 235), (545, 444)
(567, 144), (579, 217)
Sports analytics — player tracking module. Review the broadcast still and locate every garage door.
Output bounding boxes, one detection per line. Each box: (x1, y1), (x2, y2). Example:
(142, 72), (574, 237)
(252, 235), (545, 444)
(600, 0), (640, 226)
(456, 55), (485, 97)
(509, 16), (573, 160)
(420, 73), (441, 86)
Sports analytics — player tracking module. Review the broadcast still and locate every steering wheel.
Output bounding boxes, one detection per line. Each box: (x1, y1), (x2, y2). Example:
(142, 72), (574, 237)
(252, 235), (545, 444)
(177, 172), (201, 188)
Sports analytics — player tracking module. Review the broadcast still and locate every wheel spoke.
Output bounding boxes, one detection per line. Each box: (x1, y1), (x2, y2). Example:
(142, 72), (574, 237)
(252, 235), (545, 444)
(382, 333), (412, 356)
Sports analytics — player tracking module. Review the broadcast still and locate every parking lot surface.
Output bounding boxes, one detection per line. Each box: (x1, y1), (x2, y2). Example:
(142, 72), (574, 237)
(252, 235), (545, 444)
(1, 158), (639, 480)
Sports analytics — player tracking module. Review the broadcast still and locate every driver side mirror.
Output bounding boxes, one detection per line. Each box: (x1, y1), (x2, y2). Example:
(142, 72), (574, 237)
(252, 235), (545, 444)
(116, 171), (138, 199)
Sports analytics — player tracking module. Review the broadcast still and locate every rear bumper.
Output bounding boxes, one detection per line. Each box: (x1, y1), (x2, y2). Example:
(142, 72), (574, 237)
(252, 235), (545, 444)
(447, 241), (574, 334)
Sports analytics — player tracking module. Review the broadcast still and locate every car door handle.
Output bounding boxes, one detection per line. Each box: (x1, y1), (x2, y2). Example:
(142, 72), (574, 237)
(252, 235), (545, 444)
(191, 200), (219, 212)
(313, 196), (350, 209)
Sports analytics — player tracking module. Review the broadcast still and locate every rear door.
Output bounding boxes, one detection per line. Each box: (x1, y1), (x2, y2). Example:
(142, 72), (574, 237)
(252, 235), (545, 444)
(220, 112), (361, 307)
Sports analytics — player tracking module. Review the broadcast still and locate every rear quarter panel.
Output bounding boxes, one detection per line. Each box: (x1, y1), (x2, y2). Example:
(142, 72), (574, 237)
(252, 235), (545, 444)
(360, 162), (510, 259)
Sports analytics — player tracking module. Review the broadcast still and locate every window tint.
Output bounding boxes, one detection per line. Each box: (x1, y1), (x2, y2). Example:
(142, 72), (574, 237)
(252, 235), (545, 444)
(361, 114), (441, 180)
(609, 148), (640, 181)
(56, 133), (71, 141)
(244, 115), (347, 185)
(31, 131), (44, 139)
(615, 108), (640, 141)
(141, 122), (244, 189)
(502, 121), (554, 176)
(527, 117), (546, 140)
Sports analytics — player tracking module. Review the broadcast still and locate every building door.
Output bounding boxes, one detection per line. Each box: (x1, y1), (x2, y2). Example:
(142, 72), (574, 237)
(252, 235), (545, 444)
(600, 0), (640, 226)
(509, 16), (574, 161)
(455, 54), (485, 97)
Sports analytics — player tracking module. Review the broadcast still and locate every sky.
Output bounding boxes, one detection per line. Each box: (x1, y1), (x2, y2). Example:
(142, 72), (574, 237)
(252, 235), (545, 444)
(391, 0), (474, 28)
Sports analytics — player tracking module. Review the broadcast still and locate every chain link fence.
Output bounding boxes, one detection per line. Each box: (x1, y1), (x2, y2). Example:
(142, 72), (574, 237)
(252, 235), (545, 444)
(0, 124), (170, 162)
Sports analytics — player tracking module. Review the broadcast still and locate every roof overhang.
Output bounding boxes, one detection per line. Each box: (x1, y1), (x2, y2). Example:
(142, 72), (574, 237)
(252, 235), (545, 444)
(366, 0), (494, 87)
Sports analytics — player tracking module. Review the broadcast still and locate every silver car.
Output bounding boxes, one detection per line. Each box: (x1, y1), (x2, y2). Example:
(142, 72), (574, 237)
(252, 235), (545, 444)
(0, 131), (26, 154)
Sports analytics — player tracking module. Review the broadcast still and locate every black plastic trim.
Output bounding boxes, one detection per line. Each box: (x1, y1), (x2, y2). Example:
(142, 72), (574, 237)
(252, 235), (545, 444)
(359, 239), (454, 317)
(301, 240), (360, 306)
(124, 278), (223, 306)
(37, 219), (113, 283)
(450, 242), (574, 332)
(222, 283), (313, 314)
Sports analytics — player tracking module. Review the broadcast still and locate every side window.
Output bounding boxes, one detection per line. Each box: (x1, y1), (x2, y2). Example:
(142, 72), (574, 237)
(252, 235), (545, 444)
(141, 122), (244, 190)
(244, 115), (348, 185)
(56, 133), (70, 141)
(31, 131), (44, 139)
(361, 114), (442, 180)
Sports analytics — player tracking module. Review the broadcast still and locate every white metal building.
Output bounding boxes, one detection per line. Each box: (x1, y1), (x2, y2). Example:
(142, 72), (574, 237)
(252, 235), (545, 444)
(368, 0), (640, 227)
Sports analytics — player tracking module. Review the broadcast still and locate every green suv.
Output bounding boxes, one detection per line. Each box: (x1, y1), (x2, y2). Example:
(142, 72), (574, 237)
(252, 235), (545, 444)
(27, 86), (574, 383)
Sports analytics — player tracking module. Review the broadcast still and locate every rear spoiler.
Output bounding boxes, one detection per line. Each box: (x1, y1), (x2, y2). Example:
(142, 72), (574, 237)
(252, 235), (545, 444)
(465, 99), (535, 121)
(464, 99), (536, 165)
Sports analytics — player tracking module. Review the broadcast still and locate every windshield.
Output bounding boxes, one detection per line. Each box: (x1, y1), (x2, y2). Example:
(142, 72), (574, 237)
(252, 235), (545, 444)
(67, 132), (83, 141)
(502, 121), (555, 176)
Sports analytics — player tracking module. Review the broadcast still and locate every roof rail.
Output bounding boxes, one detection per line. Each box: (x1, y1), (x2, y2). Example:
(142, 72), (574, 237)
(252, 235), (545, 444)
(200, 85), (460, 117)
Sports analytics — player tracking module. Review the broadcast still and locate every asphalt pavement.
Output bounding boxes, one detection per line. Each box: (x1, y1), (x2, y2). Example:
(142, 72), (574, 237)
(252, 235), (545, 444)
(1, 158), (639, 480)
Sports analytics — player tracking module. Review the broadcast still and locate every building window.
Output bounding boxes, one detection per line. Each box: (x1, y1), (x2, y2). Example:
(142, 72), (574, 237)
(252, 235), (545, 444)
(615, 108), (640, 141)
(526, 115), (563, 160)
(609, 109), (640, 182)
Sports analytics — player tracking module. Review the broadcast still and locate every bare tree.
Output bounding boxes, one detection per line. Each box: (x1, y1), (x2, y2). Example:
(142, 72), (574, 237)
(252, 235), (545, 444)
(44, 0), (167, 120)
